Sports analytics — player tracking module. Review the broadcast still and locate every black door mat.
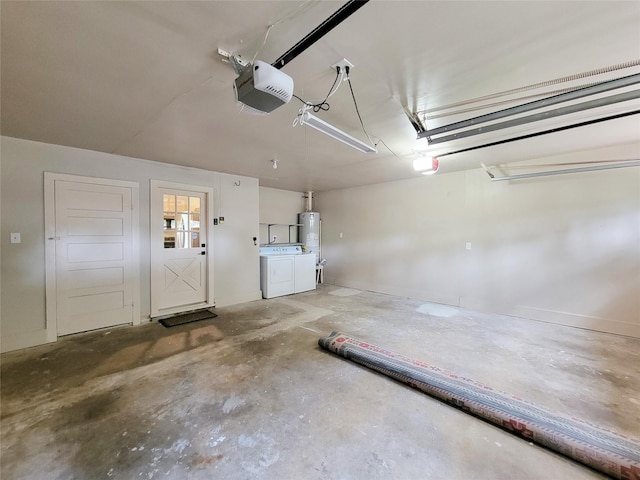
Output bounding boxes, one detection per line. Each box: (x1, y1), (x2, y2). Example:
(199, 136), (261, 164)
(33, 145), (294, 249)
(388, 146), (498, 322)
(158, 309), (217, 328)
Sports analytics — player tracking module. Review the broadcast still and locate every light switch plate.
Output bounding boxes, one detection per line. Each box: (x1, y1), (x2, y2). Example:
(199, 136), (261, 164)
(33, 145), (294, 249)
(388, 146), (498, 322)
(10, 233), (21, 244)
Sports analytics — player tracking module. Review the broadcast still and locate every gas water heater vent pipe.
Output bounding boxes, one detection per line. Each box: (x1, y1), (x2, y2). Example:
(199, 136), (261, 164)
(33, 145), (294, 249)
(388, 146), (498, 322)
(305, 191), (314, 212)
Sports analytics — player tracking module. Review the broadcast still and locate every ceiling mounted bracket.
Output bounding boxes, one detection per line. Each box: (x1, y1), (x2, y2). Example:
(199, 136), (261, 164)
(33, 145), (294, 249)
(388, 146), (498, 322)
(218, 48), (250, 74)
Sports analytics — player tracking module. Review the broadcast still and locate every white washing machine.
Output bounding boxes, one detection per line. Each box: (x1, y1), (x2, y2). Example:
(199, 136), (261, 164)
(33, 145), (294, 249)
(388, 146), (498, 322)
(260, 245), (316, 299)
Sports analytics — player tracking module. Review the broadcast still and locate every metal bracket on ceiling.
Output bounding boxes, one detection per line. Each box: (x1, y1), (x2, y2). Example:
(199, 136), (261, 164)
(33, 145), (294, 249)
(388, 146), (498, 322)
(480, 163), (495, 179)
(218, 48), (250, 74)
(400, 105), (427, 136)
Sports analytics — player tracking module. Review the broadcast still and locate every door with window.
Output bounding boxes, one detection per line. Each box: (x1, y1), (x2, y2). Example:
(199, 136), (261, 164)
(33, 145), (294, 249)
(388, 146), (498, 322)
(150, 181), (214, 316)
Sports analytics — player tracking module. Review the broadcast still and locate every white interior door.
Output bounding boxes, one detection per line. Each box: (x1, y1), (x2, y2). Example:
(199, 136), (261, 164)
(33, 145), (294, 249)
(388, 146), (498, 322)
(151, 181), (214, 316)
(47, 176), (139, 336)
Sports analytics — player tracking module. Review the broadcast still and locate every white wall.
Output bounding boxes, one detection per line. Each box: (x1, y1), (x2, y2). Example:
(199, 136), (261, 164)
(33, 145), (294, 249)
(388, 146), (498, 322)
(315, 143), (640, 338)
(258, 187), (306, 245)
(0, 137), (261, 352)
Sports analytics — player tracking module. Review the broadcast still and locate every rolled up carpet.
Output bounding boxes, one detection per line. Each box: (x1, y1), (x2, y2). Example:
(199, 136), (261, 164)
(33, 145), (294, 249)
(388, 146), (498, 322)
(318, 331), (640, 480)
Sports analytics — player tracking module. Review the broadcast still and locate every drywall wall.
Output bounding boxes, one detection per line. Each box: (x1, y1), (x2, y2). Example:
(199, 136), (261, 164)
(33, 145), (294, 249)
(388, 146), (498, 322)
(258, 187), (306, 245)
(0, 136), (261, 352)
(315, 143), (640, 338)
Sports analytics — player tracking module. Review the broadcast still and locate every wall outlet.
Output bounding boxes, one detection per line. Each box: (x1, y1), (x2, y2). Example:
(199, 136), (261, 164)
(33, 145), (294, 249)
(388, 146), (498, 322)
(10, 233), (21, 244)
(465, 242), (472, 250)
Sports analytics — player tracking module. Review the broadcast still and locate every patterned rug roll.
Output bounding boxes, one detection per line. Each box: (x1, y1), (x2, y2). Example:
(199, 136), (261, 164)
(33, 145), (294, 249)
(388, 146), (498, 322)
(318, 331), (640, 480)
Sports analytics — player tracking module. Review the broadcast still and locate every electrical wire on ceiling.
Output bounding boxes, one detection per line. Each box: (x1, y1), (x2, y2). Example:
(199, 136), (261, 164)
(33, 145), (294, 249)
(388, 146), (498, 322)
(345, 66), (375, 146)
(292, 64), (380, 154)
(249, 0), (320, 65)
(226, 0), (321, 75)
(344, 66), (401, 158)
(292, 66), (344, 113)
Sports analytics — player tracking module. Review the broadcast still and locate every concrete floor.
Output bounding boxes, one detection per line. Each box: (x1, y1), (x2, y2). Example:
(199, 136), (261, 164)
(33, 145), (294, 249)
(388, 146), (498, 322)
(2, 285), (639, 479)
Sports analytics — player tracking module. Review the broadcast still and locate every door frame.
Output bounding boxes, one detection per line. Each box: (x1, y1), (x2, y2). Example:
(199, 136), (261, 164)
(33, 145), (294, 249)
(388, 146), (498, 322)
(150, 180), (215, 317)
(44, 173), (141, 342)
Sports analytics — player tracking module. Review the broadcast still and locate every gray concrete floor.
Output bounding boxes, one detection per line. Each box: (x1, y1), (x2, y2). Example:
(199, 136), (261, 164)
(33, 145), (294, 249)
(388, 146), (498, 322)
(2, 285), (639, 479)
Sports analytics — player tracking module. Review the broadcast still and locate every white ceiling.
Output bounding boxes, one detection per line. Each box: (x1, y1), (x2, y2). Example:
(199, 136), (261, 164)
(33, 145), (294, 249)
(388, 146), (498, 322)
(2, 1), (639, 192)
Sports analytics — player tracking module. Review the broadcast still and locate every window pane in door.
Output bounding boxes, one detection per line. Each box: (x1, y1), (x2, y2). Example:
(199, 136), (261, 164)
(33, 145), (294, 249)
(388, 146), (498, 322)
(164, 232), (175, 248)
(176, 196), (189, 213)
(190, 233), (200, 248)
(163, 194), (175, 212)
(175, 231), (188, 248)
(190, 197), (200, 214)
(163, 213), (175, 230)
(190, 213), (200, 230)
(175, 213), (187, 231)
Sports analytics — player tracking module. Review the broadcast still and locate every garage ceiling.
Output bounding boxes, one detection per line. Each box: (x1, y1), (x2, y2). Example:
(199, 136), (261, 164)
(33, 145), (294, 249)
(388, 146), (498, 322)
(2, 1), (639, 191)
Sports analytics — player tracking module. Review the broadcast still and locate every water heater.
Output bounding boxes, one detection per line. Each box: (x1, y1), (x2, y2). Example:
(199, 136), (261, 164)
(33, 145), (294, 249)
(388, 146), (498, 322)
(298, 212), (320, 263)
